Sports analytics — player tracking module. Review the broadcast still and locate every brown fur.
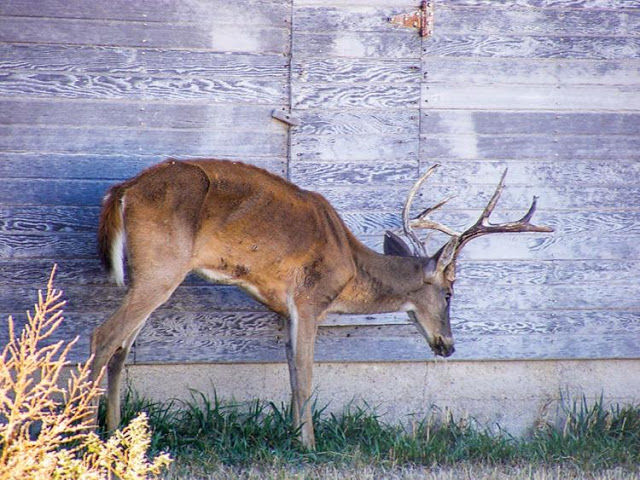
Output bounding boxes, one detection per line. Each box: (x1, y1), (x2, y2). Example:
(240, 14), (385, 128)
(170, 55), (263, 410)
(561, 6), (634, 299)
(92, 158), (460, 450)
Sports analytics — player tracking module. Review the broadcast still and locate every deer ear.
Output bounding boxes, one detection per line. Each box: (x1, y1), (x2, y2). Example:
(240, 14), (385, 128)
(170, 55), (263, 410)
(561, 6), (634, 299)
(384, 231), (414, 257)
(435, 238), (459, 271)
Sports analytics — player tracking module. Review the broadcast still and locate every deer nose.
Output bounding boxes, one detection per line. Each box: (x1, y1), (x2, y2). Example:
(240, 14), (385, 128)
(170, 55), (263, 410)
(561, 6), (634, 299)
(431, 336), (455, 357)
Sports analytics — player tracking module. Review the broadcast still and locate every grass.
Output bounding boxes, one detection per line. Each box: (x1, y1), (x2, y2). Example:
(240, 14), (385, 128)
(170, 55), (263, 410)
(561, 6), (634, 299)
(104, 388), (640, 479)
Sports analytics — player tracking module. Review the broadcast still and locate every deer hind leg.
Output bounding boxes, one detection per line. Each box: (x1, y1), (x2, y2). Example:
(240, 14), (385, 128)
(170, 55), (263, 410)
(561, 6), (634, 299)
(285, 300), (319, 450)
(90, 275), (185, 430)
(104, 323), (143, 429)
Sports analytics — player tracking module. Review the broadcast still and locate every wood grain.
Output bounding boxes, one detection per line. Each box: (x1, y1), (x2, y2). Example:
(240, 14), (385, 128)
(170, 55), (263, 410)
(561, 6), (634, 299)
(295, 110), (419, 135)
(435, 7), (640, 37)
(423, 35), (640, 60)
(294, 84), (420, 109)
(0, 44), (289, 79)
(293, 58), (420, 84)
(0, 126), (287, 157)
(291, 135), (418, 161)
(0, 73), (287, 104)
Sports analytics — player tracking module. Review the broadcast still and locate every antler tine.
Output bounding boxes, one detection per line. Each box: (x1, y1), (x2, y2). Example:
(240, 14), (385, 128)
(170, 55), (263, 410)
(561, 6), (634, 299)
(411, 195), (460, 237)
(402, 164), (441, 256)
(477, 168), (508, 227)
(458, 169), (554, 250)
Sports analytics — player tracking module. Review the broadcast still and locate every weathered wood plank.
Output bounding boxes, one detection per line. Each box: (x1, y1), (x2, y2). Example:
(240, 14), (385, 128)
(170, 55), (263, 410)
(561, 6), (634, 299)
(436, 1), (638, 10)
(296, 5), (640, 36)
(456, 260), (640, 287)
(421, 111), (640, 135)
(0, 44), (289, 79)
(293, 58), (420, 84)
(133, 308), (640, 341)
(0, 206), (99, 233)
(131, 332), (639, 363)
(423, 84), (640, 111)
(1, 0), (290, 24)
(0, 180), (110, 206)
(423, 35), (640, 60)
(290, 161), (417, 186)
(0, 234), (99, 258)
(294, 32), (420, 59)
(0, 99), (279, 133)
(295, 110), (419, 136)
(435, 7), (640, 36)
(291, 135), (418, 161)
(0, 18), (290, 54)
(420, 133), (640, 160)
(0, 259), (106, 286)
(0, 73), (287, 104)
(295, 6), (421, 32)
(294, 84), (420, 109)
(292, 160), (640, 188)
(422, 58), (640, 86)
(0, 313), (103, 364)
(0, 126), (286, 157)
(0, 154), (286, 180)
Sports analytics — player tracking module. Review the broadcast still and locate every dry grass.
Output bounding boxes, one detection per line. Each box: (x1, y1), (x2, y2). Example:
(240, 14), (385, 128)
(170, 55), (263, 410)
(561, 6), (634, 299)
(0, 267), (172, 479)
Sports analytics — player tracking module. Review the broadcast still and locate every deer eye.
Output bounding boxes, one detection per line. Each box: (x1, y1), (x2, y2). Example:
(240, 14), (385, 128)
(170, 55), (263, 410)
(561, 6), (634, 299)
(444, 292), (452, 303)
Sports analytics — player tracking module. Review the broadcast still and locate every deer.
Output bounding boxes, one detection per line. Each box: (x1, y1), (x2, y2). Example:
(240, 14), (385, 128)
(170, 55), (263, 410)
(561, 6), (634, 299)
(91, 158), (552, 449)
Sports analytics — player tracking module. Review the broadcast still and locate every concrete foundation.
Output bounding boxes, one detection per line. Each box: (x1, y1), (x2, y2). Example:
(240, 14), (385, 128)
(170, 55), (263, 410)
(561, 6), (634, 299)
(125, 359), (640, 435)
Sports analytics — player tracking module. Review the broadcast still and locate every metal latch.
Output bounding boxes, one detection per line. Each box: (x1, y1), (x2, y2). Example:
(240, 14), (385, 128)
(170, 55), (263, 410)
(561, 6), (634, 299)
(271, 108), (300, 127)
(389, 0), (434, 38)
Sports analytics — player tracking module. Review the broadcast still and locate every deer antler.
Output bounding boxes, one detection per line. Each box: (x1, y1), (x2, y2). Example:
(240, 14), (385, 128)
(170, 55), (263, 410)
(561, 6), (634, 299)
(455, 168), (554, 253)
(401, 166), (554, 259)
(402, 165), (459, 256)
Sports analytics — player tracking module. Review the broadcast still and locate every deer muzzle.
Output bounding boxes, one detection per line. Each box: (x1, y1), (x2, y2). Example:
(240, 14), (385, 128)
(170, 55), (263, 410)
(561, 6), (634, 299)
(430, 335), (455, 357)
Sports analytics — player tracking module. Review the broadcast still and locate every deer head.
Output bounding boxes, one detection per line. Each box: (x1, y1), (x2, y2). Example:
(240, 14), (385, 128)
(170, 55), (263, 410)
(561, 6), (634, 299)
(384, 165), (553, 357)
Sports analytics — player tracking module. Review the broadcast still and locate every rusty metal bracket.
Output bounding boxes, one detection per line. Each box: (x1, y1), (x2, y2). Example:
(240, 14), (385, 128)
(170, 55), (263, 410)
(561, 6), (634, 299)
(388, 0), (434, 38)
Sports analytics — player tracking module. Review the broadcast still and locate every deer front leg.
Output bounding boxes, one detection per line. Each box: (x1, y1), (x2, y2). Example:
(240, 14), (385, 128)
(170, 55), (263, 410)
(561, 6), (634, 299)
(285, 308), (318, 450)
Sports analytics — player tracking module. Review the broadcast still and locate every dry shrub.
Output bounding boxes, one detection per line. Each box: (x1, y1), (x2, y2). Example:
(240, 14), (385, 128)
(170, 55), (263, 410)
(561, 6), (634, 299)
(0, 267), (171, 479)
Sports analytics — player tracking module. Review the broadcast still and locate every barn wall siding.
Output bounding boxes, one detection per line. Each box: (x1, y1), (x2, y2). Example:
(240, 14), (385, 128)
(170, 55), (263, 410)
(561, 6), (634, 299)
(0, 0), (638, 364)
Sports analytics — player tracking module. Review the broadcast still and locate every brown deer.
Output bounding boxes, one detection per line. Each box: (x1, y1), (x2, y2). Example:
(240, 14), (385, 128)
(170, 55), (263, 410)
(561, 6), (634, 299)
(92, 159), (552, 449)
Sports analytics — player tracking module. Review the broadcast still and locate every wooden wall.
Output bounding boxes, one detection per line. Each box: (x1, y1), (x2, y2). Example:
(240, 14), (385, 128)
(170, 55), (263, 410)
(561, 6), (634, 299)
(1, 0), (638, 364)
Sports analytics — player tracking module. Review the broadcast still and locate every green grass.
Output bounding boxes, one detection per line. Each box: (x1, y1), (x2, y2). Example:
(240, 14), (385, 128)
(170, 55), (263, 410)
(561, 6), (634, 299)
(102, 389), (640, 478)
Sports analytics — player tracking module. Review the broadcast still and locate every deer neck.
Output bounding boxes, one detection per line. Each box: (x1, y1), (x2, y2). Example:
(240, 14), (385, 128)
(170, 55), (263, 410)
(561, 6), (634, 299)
(331, 240), (425, 315)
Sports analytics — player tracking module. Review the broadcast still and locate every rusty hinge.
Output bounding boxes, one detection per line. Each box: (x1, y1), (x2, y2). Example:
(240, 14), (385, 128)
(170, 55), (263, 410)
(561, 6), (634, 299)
(388, 0), (434, 38)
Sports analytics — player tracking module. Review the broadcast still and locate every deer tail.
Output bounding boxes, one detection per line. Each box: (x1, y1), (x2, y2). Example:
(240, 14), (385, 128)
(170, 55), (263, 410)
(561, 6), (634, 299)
(98, 185), (127, 287)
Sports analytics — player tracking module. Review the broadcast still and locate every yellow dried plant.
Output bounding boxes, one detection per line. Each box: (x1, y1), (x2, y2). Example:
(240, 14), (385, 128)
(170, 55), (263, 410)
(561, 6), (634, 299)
(0, 267), (171, 479)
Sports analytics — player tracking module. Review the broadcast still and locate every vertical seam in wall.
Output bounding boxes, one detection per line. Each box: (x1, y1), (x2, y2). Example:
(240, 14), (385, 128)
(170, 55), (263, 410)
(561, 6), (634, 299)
(418, 13), (426, 176)
(285, 0), (295, 181)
